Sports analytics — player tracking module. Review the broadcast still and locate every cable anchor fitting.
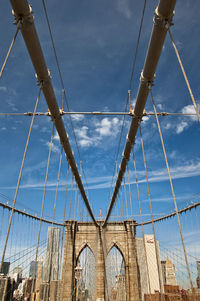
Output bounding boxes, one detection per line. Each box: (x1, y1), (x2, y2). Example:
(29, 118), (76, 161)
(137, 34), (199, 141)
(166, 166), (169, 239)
(12, 5), (34, 26)
(50, 114), (62, 124)
(140, 71), (155, 90)
(35, 69), (51, 88)
(154, 7), (174, 30)
(133, 113), (143, 127)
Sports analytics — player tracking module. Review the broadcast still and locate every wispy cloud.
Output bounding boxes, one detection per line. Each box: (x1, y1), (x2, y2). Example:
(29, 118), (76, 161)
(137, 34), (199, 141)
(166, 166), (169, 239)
(46, 141), (60, 153)
(4, 160), (200, 191)
(0, 86), (7, 92)
(176, 121), (188, 134)
(71, 114), (84, 122)
(117, 0), (132, 19)
(163, 104), (199, 135)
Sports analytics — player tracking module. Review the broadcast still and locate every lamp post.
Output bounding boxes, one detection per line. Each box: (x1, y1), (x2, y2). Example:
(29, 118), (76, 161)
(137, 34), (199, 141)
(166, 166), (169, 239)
(75, 263), (82, 301)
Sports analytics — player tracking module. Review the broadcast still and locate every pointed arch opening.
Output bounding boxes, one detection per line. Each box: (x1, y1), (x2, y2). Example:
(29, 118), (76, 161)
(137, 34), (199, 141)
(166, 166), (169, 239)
(106, 244), (127, 300)
(76, 245), (96, 300)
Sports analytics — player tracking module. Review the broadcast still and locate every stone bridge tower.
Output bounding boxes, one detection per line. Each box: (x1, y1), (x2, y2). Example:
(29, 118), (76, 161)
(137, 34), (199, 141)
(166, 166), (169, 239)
(59, 220), (141, 301)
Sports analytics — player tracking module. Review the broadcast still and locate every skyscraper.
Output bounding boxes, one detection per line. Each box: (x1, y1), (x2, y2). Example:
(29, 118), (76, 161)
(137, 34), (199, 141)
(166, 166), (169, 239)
(161, 257), (177, 286)
(0, 262), (10, 276)
(196, 260), (200, 288)
(43, 227), (60, 283)
(197, 261), (200, 278)
(29, 261), (38, 278)
(136, 234), (164, 299)
(12, 266), (23, 279)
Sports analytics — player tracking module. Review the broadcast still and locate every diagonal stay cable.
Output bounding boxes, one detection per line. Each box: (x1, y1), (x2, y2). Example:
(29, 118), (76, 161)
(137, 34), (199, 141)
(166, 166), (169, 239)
(0, 24), (20, 78)
(168, 28), (200, 122)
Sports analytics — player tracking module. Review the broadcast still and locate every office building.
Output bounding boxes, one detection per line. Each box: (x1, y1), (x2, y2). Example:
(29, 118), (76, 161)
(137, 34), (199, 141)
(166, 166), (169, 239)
(161, 257), (177, 285)
(29, 260), (38, 278)
(136, 234), (164, 299)
(43, 227), (60, 282)
(0, 262), (10, 276)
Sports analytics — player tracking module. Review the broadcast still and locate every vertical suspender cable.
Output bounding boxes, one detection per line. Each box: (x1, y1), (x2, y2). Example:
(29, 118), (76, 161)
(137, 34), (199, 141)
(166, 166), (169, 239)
(0, 88), (41, 273)
(60, 162), (69, 279)
(139, 126), (163, 296)
(52, 147), (63, 224)
(151, 90), (194, 293)
(74, 184), (78, 220)
(123, 178), (129, 218)
(76, 191), (80, 221)
(132, 151), (152, 298)
(68, 175), (74, 220)
(127, 166), (133, 218)
(32, 124), (55, 294)
(120, 188), (124, 219)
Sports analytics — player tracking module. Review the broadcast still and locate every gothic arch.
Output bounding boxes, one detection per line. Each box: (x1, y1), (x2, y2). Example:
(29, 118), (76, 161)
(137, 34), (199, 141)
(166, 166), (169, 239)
(76, 242), (96, 263)
(107, 241), (126, 263)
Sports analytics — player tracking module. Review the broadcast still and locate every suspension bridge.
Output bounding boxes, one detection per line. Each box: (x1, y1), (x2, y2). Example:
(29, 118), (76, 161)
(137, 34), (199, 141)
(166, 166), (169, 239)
(0, 0), (200, 300)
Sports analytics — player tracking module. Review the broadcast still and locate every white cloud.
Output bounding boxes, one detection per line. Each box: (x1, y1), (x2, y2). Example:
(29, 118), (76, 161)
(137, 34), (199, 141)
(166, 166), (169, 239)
(95, 117), (121, 137)
(75, 126), (99, 147)
(181, 104), (199, 121)
(40, 126), (49, 133)
(176, 121), (188, 134)
(143, 161), (200, 183)
(164, 122), (172, 130)
(0, 86), (7, 92)
(46, 141), (60, 153)
(24, 160), (47, 174)
(6, 98), (18, 112)
(163, 104), (199, 135)
(1, 127), (6, 131)
(71, 114), (84, 122)
(157, 103), (163, 110)
(142, 116), (149, 124)
(74, 117), (122, 148)
(87, 160), (200, 190)
(169, 150), (177, 159)
(2, 160), (200, 191)
(54, 131), (60, 141)
(117, 0), (131, 19)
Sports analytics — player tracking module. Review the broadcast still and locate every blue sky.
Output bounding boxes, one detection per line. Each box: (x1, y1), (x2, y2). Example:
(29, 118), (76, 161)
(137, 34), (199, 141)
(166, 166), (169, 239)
(0, 0), (200, 225)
